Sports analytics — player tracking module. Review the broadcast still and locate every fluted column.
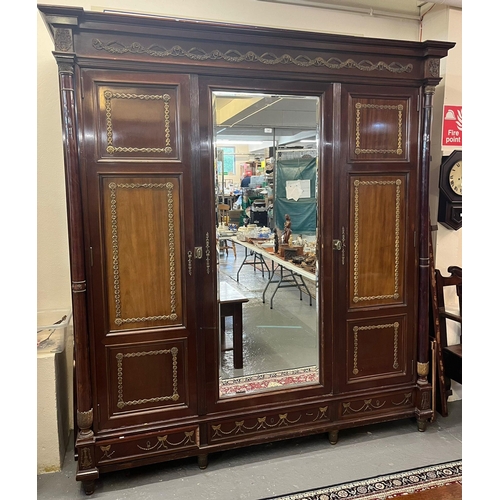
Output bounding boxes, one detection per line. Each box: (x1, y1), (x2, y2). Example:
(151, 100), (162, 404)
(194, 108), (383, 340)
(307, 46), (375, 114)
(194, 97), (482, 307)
(53, 24), (98, 484)
(417, 84), (436, 385)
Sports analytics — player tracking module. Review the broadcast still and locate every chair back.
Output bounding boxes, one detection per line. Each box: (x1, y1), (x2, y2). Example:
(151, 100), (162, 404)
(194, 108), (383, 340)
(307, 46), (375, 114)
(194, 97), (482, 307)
(435, 266), (462, 345)
(218, 204), (230, 226)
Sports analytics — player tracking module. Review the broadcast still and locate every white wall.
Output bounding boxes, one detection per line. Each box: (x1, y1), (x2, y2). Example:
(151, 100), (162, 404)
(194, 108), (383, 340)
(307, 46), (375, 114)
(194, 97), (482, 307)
(437, 8), (462, 276)
(36, 0), (461, 433)
(421, 6), (462, 401)
(423, 6), (462, 272)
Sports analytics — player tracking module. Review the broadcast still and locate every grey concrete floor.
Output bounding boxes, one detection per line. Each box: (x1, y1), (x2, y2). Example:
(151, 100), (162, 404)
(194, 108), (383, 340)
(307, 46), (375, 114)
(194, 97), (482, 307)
(218, 243), (318, 385)
(37, 401), (462, 499)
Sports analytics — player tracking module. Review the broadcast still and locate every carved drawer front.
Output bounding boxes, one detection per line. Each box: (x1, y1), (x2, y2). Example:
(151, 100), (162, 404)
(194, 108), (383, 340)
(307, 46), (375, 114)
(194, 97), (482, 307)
(345, 315), (407, 386)
(348, 95), (410, 162)
(338, 391), (414, 420)
(349, 174), (407, 309)
(95, 83), (179, 160)
(96, 425), (199, 465)
(102, 175), (183, 332)
(106, 339), (188, 417)
(208, 405), (331, 444)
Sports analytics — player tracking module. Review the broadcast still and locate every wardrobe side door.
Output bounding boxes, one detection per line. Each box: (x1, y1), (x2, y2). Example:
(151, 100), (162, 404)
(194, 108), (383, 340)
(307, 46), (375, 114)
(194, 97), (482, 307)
(80, 70), (200, 432)
(335, 84), (420, 397)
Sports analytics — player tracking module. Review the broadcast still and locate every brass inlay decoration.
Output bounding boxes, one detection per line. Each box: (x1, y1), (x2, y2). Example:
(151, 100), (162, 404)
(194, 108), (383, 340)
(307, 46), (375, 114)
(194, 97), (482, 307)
(116, 347), (179, 409)
(211, 407), (328, 439)
(109, 181), (178, 325)
(392, 392), (412, 406)
(79, 447), (93, 469)
(421, 391), (431, 410)
(352, 323), (400, 375)
(205, 232), (211, 274)
(136, 431), (195, 452)
(93, 39), (413, 73)
(354, 103), (404, 155)
(78, 447), (92, 469)
(72, 280), (86, 293)
(76, 408), (93, 430)
(353, 328), (359, 374)
(343, 393), (412, 415)
(99, 445), (115, 460)
(353, 179), (401, 303)
(342, 399), (385, 415)
(306, 407), (329, 421)
(417, 361), (429, 377)
(212, 414), (300, 437)
(187, 250), (193, 276)
(393, 323), (400, 369)
(341, 226), (346, 266)
(104, 90), (172, 154)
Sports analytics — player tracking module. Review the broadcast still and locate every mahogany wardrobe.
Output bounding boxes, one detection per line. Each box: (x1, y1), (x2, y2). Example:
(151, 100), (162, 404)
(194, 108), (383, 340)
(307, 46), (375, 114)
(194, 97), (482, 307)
(38, 4), (454, 494)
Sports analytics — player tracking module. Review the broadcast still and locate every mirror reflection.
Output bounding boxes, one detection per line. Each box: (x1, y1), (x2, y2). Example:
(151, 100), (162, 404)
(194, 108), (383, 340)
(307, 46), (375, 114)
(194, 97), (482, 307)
(214, 91), (320, 398)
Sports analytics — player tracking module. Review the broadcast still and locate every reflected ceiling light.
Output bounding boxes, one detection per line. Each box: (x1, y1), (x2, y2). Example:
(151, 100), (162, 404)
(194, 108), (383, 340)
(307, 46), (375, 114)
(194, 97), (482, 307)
(214, 92), (269, 98)
(216, 140), (263, 145)
(300, 139), (317, 143)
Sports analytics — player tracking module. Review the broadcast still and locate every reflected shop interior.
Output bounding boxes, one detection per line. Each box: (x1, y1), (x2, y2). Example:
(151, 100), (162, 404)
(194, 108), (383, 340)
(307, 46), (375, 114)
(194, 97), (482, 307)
(213, 91), (321, 398)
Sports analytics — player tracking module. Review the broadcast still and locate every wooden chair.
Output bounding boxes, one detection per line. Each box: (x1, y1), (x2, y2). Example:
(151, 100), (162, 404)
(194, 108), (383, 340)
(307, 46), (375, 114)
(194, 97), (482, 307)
(217, 204), (237, 258)
(435, 266), (462, 404)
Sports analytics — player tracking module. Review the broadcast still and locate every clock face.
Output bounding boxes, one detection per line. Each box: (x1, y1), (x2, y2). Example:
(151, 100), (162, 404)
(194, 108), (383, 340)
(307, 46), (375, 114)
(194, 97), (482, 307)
(448, 160), (462, 195)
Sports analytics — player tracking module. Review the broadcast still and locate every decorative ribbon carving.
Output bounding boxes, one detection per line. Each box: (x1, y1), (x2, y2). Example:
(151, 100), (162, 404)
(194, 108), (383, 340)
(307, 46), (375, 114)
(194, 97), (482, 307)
(92, 39), (413, 74)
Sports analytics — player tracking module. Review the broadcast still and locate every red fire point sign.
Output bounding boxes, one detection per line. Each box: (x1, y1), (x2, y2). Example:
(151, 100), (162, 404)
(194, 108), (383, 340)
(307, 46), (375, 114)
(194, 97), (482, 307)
(442, 105), (462, 147)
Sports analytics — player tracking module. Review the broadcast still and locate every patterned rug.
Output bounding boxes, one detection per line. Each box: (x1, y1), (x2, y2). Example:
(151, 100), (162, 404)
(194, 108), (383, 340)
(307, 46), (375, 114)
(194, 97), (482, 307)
(220, 365), (319, 397)
(260, 460), (462, 500)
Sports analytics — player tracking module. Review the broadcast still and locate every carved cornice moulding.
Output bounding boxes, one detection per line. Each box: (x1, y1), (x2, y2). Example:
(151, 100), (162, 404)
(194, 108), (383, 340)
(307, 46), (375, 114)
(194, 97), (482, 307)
(39, 5), (455, 85)
(91, 39), (414, 74)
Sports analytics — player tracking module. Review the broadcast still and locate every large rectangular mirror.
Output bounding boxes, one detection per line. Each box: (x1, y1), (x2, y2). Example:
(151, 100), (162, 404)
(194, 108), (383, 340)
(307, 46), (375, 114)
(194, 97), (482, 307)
(213, 91), (320, 398)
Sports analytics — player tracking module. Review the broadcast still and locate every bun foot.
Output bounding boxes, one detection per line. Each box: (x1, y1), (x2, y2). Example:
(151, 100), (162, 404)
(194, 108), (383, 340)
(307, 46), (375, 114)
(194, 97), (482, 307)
(417, 418), (428, 432)
(328, 430), (339, 445)
(82, 480), (95, 495)
(198, 453), (208, 469)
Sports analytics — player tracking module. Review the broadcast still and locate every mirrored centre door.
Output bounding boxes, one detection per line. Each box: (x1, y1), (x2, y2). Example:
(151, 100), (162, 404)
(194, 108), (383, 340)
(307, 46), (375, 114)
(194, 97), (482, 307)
(198, 77), (335, 410)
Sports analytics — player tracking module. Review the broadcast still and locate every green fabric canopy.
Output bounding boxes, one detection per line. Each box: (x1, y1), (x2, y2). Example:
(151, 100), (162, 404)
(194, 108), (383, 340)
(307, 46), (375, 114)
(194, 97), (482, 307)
(274, 157), (317, 235)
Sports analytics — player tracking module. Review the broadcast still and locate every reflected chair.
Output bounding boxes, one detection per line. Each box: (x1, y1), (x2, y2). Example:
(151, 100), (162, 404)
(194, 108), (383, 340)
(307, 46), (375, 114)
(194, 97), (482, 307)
(218, 203), (237, 258)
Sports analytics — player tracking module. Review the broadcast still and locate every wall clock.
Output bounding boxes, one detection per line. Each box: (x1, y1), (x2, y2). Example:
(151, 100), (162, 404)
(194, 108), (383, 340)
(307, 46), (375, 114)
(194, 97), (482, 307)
(437, 150), (462, 230)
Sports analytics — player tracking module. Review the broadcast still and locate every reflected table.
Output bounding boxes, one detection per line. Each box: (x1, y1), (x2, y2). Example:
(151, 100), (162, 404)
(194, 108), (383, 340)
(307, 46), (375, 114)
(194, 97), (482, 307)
(219, 281), (249, 369)
(232, 237), (316, 309)
(234, 238), (271, 281)
(263, 264), (313, 309)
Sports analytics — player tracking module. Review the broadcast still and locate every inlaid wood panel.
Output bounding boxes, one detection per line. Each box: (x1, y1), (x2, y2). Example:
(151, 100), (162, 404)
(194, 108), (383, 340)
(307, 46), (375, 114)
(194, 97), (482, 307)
(348, 96), (409, 162)
(102, 176), (183, 331)
(96, 84), (179, 160)
(349, 174), (407, 309)
(346, 315), (407, 385)
(106, 339), (188, 416)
